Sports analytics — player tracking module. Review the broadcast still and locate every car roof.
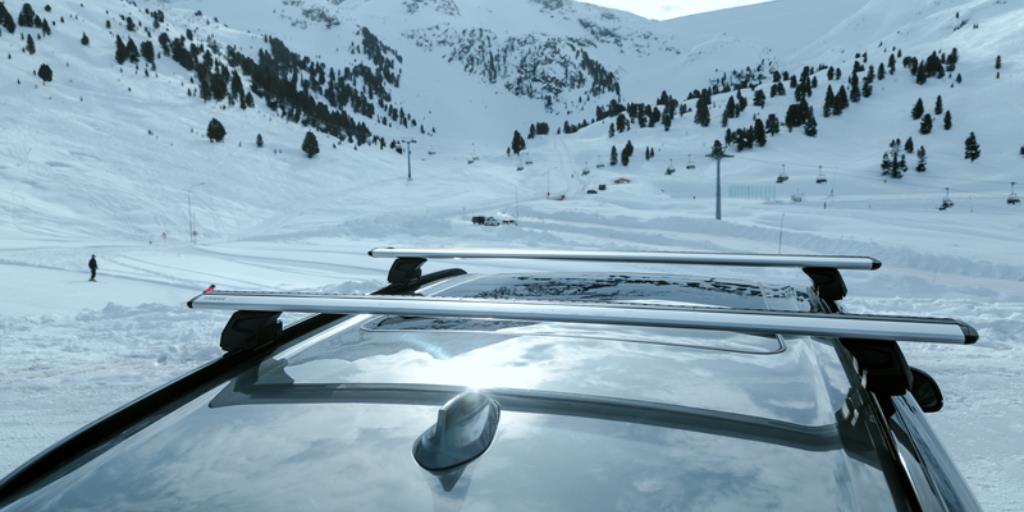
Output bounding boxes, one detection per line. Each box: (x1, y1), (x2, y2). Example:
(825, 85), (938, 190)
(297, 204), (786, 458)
(3, 272), (914, 511)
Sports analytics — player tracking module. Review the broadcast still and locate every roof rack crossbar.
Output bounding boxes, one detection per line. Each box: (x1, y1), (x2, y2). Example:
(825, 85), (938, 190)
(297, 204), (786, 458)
(368, 248), (883, 271)
(188, 292), (977, 345)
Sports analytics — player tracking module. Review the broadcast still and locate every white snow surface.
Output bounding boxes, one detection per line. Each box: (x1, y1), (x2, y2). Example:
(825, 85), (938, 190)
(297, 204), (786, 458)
(1, 0), (1023, 509)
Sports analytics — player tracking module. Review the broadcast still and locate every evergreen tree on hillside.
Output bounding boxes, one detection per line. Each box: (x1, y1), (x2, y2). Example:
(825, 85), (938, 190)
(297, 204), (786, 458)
(722, 96), (736, 127)
(126, 38), (140, 63)
(877, 63), (886, 80)
(905, 137), (914, 153)
(141, 40), (155, 66)
(919, 114), (933, 135)
(995, 55), (1002, 70)
(610, 145), (618, 166)
(694, 96), (711, 127)
(911, 98), (925, 120)
(0, 3), (15, 33)
(37, 63), (52, 82)
(754, 118), (767, 146)
(207, 118), (226, 142)
(621, 141), (634, 166)
(256, 134), (264, 148)
(510, 130), (526, 155)
(849, 75), (861, 103)
(25, 34), (34, 54)
(710, 139), (724, 157)
(753, 89), (766, 108)
(916, 146), (927, 172)
(934, 95), (943, 115)
(765, 114), (781, 136)
(804, 107), (818, 137)
(823, 85), (835, 117)
(80, 32), (89, 46)
(17, 3), (35, 27)
(115, 35), (128, 64)
(944, 111), (953, 130)
(302, 131), (319, 158)
(834, 86), (849, 114)
(964, 132), (980, 162)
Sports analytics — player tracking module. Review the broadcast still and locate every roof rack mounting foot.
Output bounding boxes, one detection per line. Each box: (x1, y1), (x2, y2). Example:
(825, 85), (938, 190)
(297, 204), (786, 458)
(387, 257), (427, 287)
(803, 267), (848, 307)
(220, 311), (283, 353)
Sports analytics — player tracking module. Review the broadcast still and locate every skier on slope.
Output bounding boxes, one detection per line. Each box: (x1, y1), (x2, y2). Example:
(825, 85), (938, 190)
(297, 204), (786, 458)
(204, 284), (216, 294)
(88, 255), (98, 282)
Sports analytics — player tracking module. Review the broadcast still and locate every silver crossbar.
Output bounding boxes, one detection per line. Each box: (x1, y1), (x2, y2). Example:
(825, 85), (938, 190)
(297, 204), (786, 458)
(368, 247), (882, 270)
(188, 292), (976, 345)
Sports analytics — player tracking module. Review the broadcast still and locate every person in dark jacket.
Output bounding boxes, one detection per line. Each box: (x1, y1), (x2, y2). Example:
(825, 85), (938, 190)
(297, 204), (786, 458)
(88, 255), (98, 282)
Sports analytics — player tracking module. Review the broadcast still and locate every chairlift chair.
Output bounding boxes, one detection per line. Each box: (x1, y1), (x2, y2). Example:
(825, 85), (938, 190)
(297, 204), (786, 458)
(685, 154), (696, 170)
(1008, 182), (1020, 205)
(791, 191), (804, 203)
(666, 159), (677, 176)
(939, 187), (955, 211)
(776, 165), (789, 184)
(816, 166), (828, 185)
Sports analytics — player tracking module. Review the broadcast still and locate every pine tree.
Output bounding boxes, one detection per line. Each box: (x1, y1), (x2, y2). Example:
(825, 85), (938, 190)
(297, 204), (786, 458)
(37, 63), (52, 82)
(17, 3), (35, 27)
(881, 152), (893, 175)
(0, 3), (14, 34)
(964, 132), (980, 162)
(920, 114), (933, 135)
(710, 139), (724, 157)
(823, 85), (835, 117)
(877, 63), (886, 80)
(849, 76), (861, 103)
(765, 114), (781, 136)
(803, 107), (818, 137)
(722, 96), (736, 127)
(996, 55), (1002, 70)
(302, 131), (319, 158)
(944, 111), (953, 130)
(911, 98), (925, 120)
(934, 95), (943, 115)
(115, 35), (128, 64)
(126, 39), (140, 63)
(206, 118), (226, 142)
(753, 89), (766, 108)
(754, 118), (767, 147)
(256, 134), (264, 148)
(834, 86), (849, 115)
(905, 137), (914, 153)
(621, 141), (634, 166)
(141, 40), (155, 65)
(694, 96), (711, 127)
(610, 145), (618, 166)
(80, 32), (89, 46)
(510, 130), (526, 155)
(916, 146), (927, 172)
(25, 34), (34, 55)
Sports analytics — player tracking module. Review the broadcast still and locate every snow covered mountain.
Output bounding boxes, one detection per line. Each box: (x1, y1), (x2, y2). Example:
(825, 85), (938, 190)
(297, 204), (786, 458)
(3, 2), (1024, 509)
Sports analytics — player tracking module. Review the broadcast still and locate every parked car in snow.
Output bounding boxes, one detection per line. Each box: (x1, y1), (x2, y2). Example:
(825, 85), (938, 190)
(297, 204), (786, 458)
(471, 213), (516, 226)
(0, 248), (981, 511)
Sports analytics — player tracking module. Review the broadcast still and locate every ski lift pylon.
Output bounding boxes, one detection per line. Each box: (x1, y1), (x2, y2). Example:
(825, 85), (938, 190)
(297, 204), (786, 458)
(816, 165), (828, 185)
(776, 164), (789, 184)
(1008, 181), (1020, 205)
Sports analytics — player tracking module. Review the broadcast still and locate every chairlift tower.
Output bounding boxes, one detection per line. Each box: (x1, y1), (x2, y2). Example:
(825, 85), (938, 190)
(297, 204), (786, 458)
(706, 144), (734, 220)
(400, 139), (417, 182)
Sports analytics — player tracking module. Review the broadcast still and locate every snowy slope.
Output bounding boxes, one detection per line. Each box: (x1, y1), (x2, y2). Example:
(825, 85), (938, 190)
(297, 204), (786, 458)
(2, 0), (1024, 509)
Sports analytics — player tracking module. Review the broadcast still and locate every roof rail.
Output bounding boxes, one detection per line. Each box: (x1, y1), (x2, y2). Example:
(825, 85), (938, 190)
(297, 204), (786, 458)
(368, 247), (882, 307)
(368, 247), (882, 270)
(188, 292), (977, 345)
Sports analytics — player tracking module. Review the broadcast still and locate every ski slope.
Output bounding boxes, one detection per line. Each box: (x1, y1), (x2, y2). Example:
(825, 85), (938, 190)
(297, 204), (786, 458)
(2, 0), (1023, 509)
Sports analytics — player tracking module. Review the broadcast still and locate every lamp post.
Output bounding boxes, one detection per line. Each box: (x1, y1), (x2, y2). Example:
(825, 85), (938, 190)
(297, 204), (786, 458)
(187, 182), (206, 245)
(401, 139), (417, 181)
